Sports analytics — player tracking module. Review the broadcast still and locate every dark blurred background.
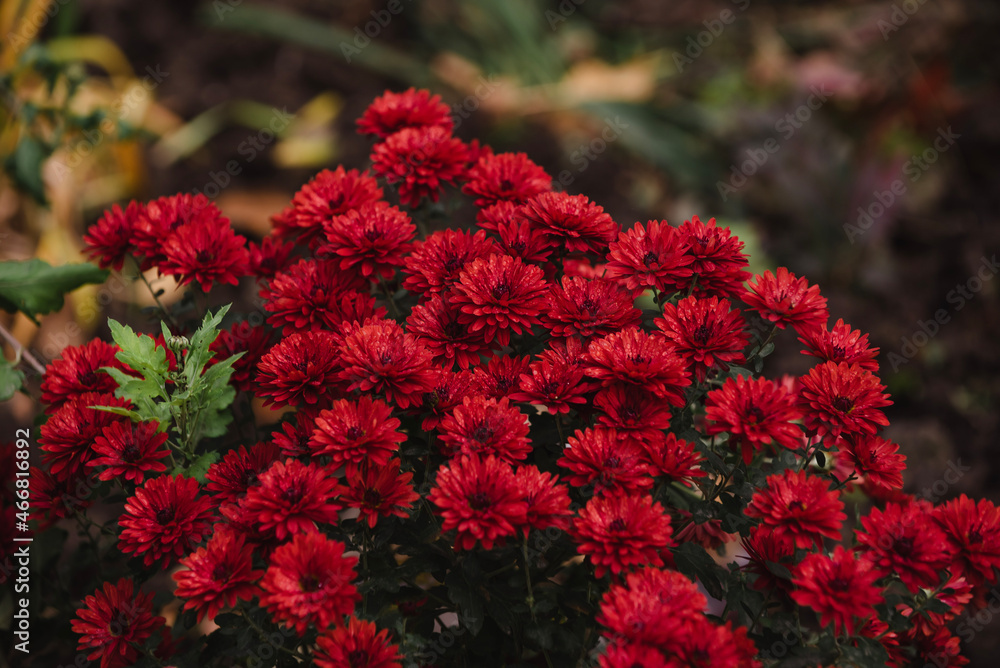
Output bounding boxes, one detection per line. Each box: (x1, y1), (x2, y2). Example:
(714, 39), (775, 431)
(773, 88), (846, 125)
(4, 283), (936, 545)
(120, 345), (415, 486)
(2, 0), (998, 663)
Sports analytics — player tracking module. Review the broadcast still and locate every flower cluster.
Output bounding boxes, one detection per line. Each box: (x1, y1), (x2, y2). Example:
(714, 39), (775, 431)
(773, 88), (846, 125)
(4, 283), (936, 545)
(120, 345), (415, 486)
(30, 87), (992, 668)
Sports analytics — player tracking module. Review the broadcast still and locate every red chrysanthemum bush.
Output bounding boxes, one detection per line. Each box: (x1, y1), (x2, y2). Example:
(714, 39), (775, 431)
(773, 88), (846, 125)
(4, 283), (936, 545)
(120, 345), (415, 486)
(25, 87), (991, 667)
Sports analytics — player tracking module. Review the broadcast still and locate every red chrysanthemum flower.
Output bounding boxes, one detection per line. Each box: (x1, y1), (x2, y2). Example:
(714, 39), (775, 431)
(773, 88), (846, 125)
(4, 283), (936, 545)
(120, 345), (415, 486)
(209, 322), (275, 392)
(438, 395), (531, 463)
(521, 191), (618, 254)
(130, 193), (215, 268)
(473, 354), (531, 400)
(256, 331), (344, 408)
(118, 475), (214, 567)
(544, 275), (641, 339)
(515, 464), (572, 533)
(670, 618), (761, 668)
(593, 385), (673, 442)
(309, 396), (405, 475)
(837, 434), (906, 492)
(740, 525), (797, 593)
(909, 626), (969, 668)
(509, 357), (592, 415)
(271, 410), (320, 458)
(248, 234), (296, 279)
(315, 616), (404, 668)
(597, 567), (707, 646)
(745, 469), (846, 549)
(340, 459), (419, 529)
(797, 361), (892, 438)
(71, 578), (166, 668)
(357, 87), (454, 138)
(495, 218), (556, 264)
(451, 253), (549, 347)
(584, 328), (691, 405)
(564, 256), (607, 279)
(39, 392), (130, 481)
(799, 318), (880, 372)
(261, 258), (374, 334)
(284, 167), (384, 245)
(159, 216), (250, 292)
(605, 219), (694, 294)
(855, 501), (952, 592)
(241, 459), (345, 541)
(402, 228), (496, 297)
(742, 267), (829, 332)
(674, 216), (751, 299)
(934, 494), (1000, 589)
(40, 339), (128, 411)
(791, 546), (883, 636)
(172, 526), (263, 622)
(29, 467), (93, 529)
(475, 200), (521, 232)
(704, 375), (803, 464)
(259, 531), (360, 636)
(205, 441), (282, 505)
(371, 126), (470, 207)
(428, 454), (528, 551)
(88, 420), (169, 484)
(417, 367), (475, 430)
(320, 202), (415, 280)
(407, 294), (494, 369)
(83, 200), (143, 270)
(558, 427), (652, 495)
(656, 296), (748, 379)
(337, 318), (436, 409)
(571, 491), (673, 578)
(599, 644), (671, 668)
(462, 152), (552, 207)
(639, 432), (705, 485)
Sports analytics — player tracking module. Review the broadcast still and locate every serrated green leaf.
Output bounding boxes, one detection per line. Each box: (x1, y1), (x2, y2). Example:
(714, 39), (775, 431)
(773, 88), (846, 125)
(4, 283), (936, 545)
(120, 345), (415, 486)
(0, 356), (26, 401)
(183, 305), (230, 385)
(183, 450), (220, 484)
(107, 320), (168, 379)
(0, 259), (108, 320)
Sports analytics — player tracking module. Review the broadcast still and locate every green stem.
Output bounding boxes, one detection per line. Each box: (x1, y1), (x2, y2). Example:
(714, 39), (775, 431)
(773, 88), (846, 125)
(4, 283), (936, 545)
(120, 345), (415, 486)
(378, 276), (402, 319)
(138, 271), (179, 329)
(237, 603), (299, 658)
(522, 537), (536, 622)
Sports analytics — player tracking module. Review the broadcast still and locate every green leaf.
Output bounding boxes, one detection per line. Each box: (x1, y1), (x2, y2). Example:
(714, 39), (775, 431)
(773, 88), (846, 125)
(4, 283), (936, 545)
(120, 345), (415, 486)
(107, 319), (168, 379)
(182, 450), (220, 484)
(6, 136), (48, 204)
(0, 356), (26, 401)
(183, 304), (230, 386)
(0, 259), (108, 320)
(672, 542), (726, 600)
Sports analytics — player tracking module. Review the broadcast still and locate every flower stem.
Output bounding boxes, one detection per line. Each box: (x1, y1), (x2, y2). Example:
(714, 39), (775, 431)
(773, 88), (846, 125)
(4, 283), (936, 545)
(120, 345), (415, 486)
(0, 320), (45, 375)
(138, 272), (179, 329)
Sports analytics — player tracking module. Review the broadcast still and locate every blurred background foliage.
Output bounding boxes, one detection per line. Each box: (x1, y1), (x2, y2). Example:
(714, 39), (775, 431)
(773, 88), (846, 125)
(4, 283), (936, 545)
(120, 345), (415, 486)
(1, 0), (998, 661)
